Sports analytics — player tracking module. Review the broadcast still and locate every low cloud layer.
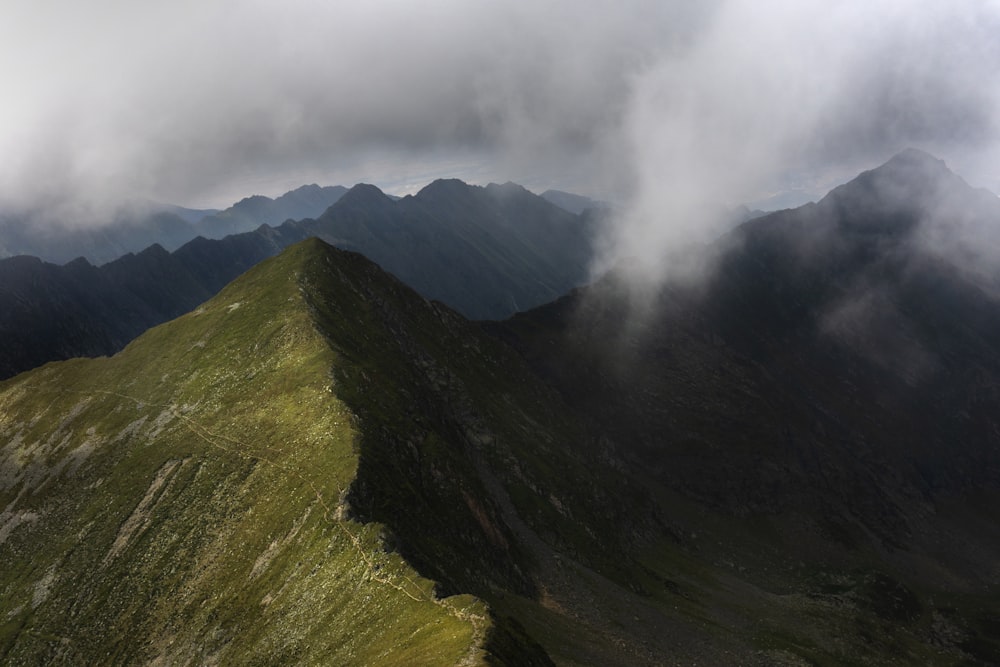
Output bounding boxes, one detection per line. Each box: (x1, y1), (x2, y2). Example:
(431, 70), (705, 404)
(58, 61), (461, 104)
(612, 1), (1000, 284)
(2, 1), (999, 248)
(0, 0), (663, 213)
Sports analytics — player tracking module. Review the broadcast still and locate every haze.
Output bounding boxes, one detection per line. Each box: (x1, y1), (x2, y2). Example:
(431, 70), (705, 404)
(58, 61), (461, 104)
(2, 1), (999, 270)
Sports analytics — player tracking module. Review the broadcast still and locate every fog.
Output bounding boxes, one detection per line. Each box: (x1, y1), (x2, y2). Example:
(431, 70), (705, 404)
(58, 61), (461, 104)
(2, 0), (999, 258)
(611, 1), (1000, 286)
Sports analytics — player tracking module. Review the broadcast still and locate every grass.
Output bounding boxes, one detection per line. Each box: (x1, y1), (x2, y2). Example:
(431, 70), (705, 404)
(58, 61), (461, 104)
(4, 238), (997, 666)
(0, 240), (485, 666)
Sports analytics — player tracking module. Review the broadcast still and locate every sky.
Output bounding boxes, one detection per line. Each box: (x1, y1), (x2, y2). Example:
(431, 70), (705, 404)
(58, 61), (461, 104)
(2, 1), (1000, 263)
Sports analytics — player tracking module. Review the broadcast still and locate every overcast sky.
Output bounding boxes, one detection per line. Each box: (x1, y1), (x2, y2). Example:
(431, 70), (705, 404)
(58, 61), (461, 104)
(2, 1), (1000, 244)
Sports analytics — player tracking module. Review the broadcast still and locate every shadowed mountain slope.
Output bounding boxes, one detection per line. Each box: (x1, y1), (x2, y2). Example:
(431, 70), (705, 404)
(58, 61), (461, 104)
(493, 148), (1000, 664)
(303, 179), (596, 320)
(4, 151), (1000, 663)
(196, 184), (348, 239)
(6, 148), (1000, 664)
(0, 224), (309, 380)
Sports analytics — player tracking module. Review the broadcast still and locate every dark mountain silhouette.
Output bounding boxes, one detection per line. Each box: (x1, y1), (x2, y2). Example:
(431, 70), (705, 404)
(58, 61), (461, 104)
(196, 183), (348, 239)
(6, 151), (1000, 663)
(0, 179), (597, 380)
(0, 184), (347, 266)
(4, 151), (1000, 663)
(0, 206), (202, 265)
(304, 179), (596, 319)
(540, 188), (610, 215)
(0, 224), (309, 380)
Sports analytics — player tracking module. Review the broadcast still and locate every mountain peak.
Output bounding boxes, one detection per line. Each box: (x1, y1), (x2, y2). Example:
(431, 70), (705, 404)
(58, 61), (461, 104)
(275, 183), (349, 203)
(415, 178), (474, 200)
(484, 181), (532, 200)
(337, 183), (393, 206)
(816, 148), (971, 235)
(317, 184), (396, 221)
(232, 194), (273, 208)
(344, 182), (388, 197)
(486, 180), (526, 192)
(890, 146), (943, 162)
(286, 183), (322, 194)
(874, 147), (955, 184)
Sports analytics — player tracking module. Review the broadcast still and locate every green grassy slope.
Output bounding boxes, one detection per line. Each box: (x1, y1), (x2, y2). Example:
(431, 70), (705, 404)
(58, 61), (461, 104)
(0, 240), (486, 666)
(8, 234), (993, 666)
(0, 238), (717, 666)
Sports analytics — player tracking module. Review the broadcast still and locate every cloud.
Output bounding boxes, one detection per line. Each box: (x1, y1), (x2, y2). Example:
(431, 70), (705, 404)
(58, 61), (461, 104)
(607, 0), (1000, 286)
(820, 283), (938, 384)
(1, 0), (998, 240)
(0, 0), (679, 215)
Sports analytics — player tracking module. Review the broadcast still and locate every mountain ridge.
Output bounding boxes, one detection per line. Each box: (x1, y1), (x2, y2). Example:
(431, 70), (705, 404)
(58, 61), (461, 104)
(0, 240), (497, 664)
(0, 177), (600, 381)
(0, 184), (348, 265)
(305, 178), (596, 319)
(5, 144), (1000, 664)
(196, 184), (349, 240)
(0, 238), (648, 664)
(486, 148), (1000, 662)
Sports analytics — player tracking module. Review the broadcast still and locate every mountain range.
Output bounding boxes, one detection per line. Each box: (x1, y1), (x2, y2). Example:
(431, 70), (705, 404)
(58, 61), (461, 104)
(0, 180), (597, 380)
(1, 149), (999, 664)
(0, 182), (602, 268)
(195, 184), (349, 241)
(0, 184), (348, 265)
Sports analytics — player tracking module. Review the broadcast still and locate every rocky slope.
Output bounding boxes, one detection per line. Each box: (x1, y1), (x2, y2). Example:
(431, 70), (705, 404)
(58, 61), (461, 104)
(495, 148), (1000, 664)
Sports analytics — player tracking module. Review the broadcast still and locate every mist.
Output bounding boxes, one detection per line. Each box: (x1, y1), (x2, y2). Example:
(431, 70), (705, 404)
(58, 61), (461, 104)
(2, 0), (999, 253)
(0, 0), (676, 219)
(610, 0), (1000, 287)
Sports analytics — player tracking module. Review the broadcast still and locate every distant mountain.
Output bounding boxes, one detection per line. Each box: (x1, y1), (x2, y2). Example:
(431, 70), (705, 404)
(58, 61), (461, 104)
(0, 184), (346, 265)
(0, 206), (200, 265)
(196, 183), (348, 239)
(158, 203), (221, 224)
(0, 179), (598, 380)
(0, 224), (308, 380)
(540, 188), (610, 215)
(304, 179), (596, 319)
